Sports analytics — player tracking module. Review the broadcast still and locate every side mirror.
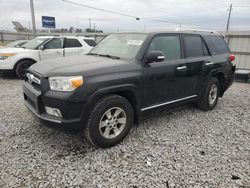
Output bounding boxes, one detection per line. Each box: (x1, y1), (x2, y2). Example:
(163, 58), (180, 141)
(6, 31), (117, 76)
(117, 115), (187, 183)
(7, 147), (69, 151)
(146, 51), (165, 63)
(39, 45), (44, 50)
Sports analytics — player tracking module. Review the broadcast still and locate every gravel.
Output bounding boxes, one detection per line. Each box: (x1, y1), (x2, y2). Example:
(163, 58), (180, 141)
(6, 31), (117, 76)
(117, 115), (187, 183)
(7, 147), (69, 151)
(0, 72), (250, 187)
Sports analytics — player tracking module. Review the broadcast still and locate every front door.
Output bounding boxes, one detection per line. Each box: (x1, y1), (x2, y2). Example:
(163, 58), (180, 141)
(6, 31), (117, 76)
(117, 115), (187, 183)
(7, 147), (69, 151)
(39, 38), (64, 60)
(142, 34), (197, 108)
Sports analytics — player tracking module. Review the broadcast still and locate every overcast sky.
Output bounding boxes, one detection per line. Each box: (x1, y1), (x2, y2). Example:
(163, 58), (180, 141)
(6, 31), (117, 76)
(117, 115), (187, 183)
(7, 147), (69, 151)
(0, 0), (250, 32)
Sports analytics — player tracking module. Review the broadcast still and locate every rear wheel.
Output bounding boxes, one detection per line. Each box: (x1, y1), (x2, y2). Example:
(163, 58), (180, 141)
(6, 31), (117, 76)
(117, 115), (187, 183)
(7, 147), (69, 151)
(85, 95), (134, 148)
(197, 77), (220, 111)
(15, 60), (34, 79)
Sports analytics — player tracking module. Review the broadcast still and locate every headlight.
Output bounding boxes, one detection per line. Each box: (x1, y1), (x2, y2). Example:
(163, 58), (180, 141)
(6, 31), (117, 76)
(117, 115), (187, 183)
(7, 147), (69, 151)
(0, 53), (16, 60)
(49, 76), (84, 91)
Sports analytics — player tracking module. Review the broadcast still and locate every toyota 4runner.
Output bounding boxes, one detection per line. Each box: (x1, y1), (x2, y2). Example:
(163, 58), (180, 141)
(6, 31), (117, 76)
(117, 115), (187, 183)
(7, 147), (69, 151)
(23, 31), (235, 148)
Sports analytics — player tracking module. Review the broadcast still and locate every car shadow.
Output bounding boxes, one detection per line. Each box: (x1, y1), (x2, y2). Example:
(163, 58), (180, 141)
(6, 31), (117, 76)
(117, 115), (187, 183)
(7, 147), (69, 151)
(0, 70), (18, 80)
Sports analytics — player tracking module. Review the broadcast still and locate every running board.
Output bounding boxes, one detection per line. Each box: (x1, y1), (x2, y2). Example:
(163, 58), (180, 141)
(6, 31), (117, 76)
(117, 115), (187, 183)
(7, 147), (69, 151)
(141, 95), (197, 111)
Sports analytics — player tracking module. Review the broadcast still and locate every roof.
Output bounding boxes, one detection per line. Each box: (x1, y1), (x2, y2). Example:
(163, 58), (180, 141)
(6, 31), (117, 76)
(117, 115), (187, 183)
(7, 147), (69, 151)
(36, 36), (94, 39)
(110, 30), (221, 36)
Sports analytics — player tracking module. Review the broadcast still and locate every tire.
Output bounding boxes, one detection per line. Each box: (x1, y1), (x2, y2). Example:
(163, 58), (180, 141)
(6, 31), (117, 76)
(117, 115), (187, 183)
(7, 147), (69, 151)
(15, 60), (34, 79)
(197, 77), (220, 111)
(84, 95), (134, 148)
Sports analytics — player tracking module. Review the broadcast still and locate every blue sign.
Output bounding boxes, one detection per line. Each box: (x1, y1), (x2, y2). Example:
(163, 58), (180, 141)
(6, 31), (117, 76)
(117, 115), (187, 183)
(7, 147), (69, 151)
(42, 16), (56, 28)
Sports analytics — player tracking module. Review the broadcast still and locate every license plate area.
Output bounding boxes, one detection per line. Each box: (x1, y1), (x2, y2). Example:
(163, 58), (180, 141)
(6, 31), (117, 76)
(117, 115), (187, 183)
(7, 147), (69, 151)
(23, 82), (43, 114)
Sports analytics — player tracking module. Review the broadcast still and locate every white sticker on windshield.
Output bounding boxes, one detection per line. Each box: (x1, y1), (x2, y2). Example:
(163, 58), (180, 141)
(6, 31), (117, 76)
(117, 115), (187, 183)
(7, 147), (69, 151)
(127, 40), (143, 45)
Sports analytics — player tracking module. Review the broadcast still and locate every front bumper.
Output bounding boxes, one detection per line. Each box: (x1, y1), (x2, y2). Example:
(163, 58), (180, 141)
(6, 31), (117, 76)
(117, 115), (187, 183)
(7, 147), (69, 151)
(23, 81), (84, 129)
(0, 59), (15, 70)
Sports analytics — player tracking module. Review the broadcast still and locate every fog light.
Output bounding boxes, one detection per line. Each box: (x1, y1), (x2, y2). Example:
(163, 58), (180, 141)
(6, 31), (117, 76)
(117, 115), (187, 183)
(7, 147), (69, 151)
(45, 106), (62, 117)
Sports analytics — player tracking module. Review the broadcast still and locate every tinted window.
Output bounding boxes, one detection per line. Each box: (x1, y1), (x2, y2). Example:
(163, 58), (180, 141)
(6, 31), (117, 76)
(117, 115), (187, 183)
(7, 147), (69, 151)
(209, 35), (229, 54)
(183, 35), (204, 58)
(84, 39), (96, 47)
(44, 38), (63, 49)
(202, 41), (209, 56)
(64, 39), (82, 48)
(148, 35), (181, 61)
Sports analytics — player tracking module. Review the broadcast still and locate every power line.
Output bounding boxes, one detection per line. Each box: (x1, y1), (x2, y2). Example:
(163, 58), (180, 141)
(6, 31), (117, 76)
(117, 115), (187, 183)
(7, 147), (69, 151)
(62, 0), (140, 20)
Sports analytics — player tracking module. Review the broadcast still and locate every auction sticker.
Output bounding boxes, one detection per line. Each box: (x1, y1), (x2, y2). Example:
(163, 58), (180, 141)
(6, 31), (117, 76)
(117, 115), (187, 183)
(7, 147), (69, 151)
(127, 40), (143, 45)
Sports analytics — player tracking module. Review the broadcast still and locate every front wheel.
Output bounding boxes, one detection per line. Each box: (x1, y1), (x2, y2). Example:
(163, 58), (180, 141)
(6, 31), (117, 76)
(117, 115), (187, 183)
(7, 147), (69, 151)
(84, 95), (134, 148)
(15, 60), (34, 79)
(197, 77), (220, 111)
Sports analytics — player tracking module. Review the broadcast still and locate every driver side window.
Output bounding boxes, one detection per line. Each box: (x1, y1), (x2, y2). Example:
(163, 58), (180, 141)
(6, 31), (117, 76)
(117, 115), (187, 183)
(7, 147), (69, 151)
(44, 38), (63, 49)
(147, 35), (181, 61)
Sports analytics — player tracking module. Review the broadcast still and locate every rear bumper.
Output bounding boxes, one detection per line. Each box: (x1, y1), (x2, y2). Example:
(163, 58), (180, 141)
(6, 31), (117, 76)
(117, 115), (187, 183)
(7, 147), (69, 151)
(226, 65), (236, 88)
(221, 65), (236, 96)
(23, 81), (84, 130)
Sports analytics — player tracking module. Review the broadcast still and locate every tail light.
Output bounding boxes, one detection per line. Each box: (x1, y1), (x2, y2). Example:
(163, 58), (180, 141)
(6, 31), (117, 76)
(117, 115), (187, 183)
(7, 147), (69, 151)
(229, 54), (235, 62)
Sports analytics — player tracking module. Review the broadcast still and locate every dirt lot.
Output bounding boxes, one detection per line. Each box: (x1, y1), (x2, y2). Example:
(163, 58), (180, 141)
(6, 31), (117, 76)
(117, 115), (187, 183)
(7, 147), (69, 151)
(0, 71), (249, 187)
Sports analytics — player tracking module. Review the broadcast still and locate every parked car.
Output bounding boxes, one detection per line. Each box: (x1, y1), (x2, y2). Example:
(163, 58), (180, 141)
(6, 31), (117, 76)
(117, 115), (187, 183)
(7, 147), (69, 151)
(0, 36), (96, 79)
(23, 31), (235, 148)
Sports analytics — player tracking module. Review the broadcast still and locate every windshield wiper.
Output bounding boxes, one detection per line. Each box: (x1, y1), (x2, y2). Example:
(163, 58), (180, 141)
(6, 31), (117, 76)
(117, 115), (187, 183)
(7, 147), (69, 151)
(98, 54), (120, 60)
(88, 52), (99, 56)
(88, 53), (120, 60)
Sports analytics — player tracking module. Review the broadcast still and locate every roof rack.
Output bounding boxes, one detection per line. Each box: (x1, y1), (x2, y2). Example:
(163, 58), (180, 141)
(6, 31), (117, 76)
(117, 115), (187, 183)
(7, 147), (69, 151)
(175, 28), (220, 34)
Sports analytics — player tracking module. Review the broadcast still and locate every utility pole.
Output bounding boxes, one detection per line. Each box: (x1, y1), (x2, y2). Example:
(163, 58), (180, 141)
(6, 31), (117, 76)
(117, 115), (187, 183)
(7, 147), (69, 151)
(29, 0), (36, 37)
(77, 16), (79, 29)
(89, 18), (91, 29)
(226, 4), (232, 32)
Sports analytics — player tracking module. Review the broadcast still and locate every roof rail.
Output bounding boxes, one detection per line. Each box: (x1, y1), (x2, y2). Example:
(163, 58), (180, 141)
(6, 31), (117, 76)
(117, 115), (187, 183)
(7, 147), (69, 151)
(175, 28), (220, 34)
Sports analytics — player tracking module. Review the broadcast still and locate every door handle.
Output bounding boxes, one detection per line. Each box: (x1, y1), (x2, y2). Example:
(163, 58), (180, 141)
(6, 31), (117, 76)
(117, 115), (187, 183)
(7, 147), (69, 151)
(205, 62), (214, 66)
(177, 66), (187, 71)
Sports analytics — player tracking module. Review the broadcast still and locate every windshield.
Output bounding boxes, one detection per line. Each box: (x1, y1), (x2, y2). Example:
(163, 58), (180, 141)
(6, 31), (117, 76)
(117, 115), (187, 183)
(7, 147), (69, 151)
(89, 34), (147, 59)
(22, 37), (49, 49)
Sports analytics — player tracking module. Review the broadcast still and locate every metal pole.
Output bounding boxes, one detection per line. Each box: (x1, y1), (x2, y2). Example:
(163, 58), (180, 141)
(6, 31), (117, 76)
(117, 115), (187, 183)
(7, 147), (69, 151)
(30, 0), (36, 37)
(226, 4), (232, 32)
(89, 18), (91, 29)
(76, 16), (79, 29)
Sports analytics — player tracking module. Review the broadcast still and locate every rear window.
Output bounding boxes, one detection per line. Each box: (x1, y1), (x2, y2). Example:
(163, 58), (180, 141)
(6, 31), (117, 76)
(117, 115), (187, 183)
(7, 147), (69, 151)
(64, 38), (82, 48)
(84, 39), (96, 47)
(209, 35), (229, 54)
(183, 35), (204, 58)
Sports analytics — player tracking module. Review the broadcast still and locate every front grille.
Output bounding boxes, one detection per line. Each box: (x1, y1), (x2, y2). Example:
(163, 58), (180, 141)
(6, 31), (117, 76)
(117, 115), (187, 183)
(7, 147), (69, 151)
(26, 71), (42, 90)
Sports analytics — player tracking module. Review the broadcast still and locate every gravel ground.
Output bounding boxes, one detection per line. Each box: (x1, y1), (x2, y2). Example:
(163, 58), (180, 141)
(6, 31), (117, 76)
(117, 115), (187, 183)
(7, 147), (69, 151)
(0, 72), (249, 188)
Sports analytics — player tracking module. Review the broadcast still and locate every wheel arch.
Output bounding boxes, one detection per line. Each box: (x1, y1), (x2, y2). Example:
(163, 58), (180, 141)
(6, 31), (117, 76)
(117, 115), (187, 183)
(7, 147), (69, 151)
(13, 58), (37, 72)
(205, 68), (226, 97)
(81, 84), (141, 126)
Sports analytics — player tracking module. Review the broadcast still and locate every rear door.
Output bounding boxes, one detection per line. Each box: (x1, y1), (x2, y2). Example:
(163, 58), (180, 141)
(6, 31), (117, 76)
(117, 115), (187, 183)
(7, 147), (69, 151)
(182, 34), (213, 95)
(63, 38), (82, 56)
(81, 38), (97, 54)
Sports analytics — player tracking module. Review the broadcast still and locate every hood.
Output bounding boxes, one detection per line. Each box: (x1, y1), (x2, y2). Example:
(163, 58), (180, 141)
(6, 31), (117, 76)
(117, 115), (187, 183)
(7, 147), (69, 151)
(0, 47), (31, 53)
(30, 55), (131, 77)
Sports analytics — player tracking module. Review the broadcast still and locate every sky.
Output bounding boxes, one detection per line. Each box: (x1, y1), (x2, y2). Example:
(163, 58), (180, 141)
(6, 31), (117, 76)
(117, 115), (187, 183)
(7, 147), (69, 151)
(0, 0), (250, 32)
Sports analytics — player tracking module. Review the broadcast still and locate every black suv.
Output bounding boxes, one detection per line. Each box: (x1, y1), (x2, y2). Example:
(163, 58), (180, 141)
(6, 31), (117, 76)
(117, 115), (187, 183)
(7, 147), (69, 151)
(23, 31), (235, 148)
